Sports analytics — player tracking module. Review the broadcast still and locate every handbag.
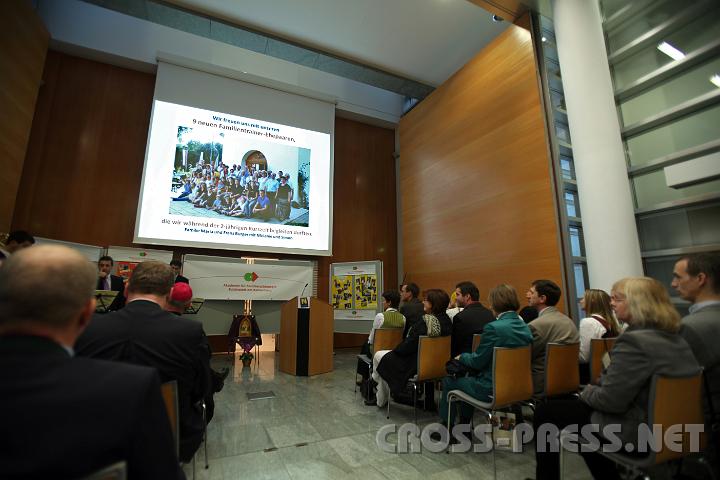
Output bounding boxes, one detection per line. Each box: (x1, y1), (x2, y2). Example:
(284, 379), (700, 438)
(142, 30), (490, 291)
(445, 359), (477, 378)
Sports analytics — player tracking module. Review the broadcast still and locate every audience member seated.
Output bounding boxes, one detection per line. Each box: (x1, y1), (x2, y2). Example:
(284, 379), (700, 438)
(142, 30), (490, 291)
(166, 282), (229, 406)
(372, 289), (452, 408)
(530, 277), (700, 480)
(170, 259), (189, 284)
(439, 284), (532, 430)
(357, 289), (405, 403)
(445, 290), (463, 320)
(399, 282), (424, 339)
(450, 281), (495, 357)
(519, 305), (539, 323)
(673, 252), (720, 471)
(96, 255), (126, 311)
(367, 289), (405, 350)
(0, 245), (183, 479)
(252, 189), (272, 220)
(0, 229), (35, 262)
(577, 288), (619, 384)
(76, 261), (212, 463)
(526, 279), (579, 396)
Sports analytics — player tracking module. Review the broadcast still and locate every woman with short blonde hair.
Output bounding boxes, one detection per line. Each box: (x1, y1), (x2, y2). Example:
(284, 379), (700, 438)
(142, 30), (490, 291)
(532, 276), (698, 480)
(611, 277), (680, 333)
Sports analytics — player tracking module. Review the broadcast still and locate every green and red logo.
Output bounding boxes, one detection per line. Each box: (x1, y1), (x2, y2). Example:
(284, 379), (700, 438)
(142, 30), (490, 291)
(244, 272), (259, 282)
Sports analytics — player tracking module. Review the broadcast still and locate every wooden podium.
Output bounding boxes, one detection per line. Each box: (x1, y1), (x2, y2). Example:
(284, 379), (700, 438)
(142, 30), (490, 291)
(279, 297), (333, 376)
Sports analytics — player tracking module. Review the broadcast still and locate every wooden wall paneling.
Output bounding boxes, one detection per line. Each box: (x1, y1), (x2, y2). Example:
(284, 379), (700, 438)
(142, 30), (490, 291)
(14, 51), (399, 335)
(399, 25), (564, 309)
(13, 52), (155, 246)
(317, 117), (397, 302)
(1, 0), (49, 232)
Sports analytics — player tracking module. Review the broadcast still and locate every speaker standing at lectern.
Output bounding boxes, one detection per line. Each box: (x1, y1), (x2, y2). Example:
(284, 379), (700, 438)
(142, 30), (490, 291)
(97, 255), (125, 311)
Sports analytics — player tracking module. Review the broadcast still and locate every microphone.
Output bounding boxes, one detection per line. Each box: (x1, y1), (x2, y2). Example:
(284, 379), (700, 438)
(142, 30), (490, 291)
(300, 282), (309, 297)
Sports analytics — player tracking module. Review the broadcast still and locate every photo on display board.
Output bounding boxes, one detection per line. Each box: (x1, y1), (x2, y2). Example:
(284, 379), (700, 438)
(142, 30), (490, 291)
(169, 125), (310, 227)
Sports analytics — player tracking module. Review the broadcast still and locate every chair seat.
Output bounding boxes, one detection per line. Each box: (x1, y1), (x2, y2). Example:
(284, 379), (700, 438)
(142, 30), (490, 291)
(357, 354), (371, 365)
(447, 389), (494, 410)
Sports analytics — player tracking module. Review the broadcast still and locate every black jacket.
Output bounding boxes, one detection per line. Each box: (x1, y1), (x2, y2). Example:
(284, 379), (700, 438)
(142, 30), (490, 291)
(400, 298), (424, 338)
(0, 335), (184, 479)
(97, 274), (126, 311)
(76, 300), (211, 462)
(376, 312), (452, 393)
(451, 302), (495, 357)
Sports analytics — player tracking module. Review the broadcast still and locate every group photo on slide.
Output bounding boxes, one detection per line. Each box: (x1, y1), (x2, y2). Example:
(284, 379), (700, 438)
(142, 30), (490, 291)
(169, 125), (311, 227)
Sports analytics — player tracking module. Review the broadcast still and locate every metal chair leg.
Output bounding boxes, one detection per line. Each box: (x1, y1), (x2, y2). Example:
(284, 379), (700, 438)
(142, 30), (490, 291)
(488, 411), (496, 480)
(414, 386), (418, 424)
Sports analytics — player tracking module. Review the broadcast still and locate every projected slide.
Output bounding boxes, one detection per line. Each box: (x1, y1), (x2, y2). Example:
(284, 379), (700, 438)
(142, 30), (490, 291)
(135, 101), (332, 255)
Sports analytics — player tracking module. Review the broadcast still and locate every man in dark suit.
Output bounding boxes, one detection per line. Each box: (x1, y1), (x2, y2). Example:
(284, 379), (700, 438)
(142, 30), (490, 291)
(77, 260), (211, 463)
(450, 281), (495, 357)
(0, 245), (183, 479)
(400, 282), (424, 338)
(97, 255), (126, 310)
(171, 259), (189, 284)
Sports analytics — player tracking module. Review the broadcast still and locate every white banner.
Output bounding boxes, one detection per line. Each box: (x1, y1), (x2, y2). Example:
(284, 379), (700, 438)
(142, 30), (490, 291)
(35, 237), (103, 263)
(184, 259), (313, 300)
(106, 246), (174, 264)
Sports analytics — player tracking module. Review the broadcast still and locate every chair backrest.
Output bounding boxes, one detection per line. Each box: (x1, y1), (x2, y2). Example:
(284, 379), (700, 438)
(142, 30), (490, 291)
(160, 380), (180, 457)
(416, 335), (452, 382)
(492, 345), (533, 407)
(648, 371), (705, 465)
(544, 342), (580, 397)
(589, 337), (617, 385)
(374, 328), (404, 353)
(472, 334), (482, 352)
(79, 461), (127, 480)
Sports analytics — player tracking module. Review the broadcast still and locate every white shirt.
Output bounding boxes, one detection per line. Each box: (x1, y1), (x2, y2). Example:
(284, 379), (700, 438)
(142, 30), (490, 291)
(446, 307), (463, 321)
(578, 315), (608, 363)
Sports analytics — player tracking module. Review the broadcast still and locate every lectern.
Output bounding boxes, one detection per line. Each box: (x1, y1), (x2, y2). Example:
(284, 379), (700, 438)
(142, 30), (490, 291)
(279, 296), (333, 376)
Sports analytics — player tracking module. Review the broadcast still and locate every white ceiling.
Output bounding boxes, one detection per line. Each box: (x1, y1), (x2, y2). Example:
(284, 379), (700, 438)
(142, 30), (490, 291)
(164, 0), (510, 86)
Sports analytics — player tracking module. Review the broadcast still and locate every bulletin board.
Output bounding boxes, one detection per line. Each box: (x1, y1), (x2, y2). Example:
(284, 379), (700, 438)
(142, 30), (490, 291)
(329, 260), (383, 322)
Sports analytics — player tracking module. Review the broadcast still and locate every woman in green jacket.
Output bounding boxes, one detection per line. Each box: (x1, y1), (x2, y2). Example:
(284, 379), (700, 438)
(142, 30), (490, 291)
(439, 284), (533, 426)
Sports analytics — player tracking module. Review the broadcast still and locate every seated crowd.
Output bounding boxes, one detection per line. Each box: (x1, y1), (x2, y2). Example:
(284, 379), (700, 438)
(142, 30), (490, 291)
(1, 232), (719, 479)
(359, 252), (720, 479)
(172, 161), (295, 222)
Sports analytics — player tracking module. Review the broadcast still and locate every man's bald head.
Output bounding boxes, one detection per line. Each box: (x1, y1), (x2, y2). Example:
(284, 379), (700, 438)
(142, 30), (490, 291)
(0, 245), (96, 329)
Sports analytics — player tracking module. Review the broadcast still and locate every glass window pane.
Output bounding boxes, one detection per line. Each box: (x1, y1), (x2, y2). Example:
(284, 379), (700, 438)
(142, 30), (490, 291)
(643, 256), (681, 298)
(619, 58), (720, 126)
(601, 0), (637, 20)
(606, 0), (683, 53)
(573, 263), (587, 298)
(556, 124), (571, 143)
(688, 202), (720, 245)
(638, 210), (692, 251)
(565, 191), (578, 217)
(625, 104), (720, 166)
(633, 169), (720, 209)
(560, 156), (575, 180)
(569, 226), (585, 257)
(611, 9), (720, 89)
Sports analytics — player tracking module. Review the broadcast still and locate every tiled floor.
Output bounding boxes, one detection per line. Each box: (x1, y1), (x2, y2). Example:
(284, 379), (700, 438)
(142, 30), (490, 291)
(183, 349), (595, 480)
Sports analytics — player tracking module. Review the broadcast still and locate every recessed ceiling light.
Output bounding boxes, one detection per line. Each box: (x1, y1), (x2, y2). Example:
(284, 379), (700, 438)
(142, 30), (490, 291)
(657, 41), (685, 61)
(492, 14), (504, 22)
(711, 74), (720, 88)
(541, 36), (547, 42)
